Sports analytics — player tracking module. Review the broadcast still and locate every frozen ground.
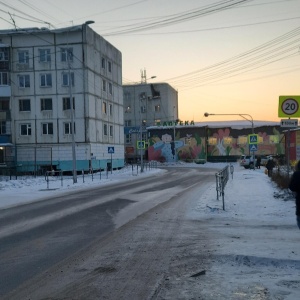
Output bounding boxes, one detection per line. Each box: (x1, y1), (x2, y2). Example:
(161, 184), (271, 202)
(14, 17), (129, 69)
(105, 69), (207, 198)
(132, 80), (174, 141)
(0, 162), (299, 299)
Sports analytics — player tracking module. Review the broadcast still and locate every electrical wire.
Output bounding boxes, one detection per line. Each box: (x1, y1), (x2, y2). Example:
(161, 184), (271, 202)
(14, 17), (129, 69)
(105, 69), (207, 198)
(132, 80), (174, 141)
(0, 1), (54, 27)
(162, 26), (300, 89)
(101, 0), (254, 36)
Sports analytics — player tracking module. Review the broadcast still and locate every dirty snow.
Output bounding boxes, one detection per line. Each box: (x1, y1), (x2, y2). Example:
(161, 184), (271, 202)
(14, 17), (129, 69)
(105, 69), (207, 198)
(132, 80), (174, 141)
(0, 162), (299, 299)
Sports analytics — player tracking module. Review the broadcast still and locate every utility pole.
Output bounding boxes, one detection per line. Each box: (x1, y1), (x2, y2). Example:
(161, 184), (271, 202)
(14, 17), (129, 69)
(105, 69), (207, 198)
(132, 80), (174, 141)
(68, 49), (77, 183)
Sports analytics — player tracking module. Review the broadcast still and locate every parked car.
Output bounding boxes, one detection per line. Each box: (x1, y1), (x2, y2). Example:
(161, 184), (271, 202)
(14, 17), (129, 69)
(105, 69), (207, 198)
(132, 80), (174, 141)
(240, 155), (254, 169)
(239, 155), (269, 169)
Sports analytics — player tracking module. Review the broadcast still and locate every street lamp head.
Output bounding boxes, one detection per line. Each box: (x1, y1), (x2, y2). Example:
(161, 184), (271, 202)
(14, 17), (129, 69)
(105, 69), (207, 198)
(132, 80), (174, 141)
(85, 20), (95, 25)
(150, 76), (157, 79)
(204, 112), (210, 117)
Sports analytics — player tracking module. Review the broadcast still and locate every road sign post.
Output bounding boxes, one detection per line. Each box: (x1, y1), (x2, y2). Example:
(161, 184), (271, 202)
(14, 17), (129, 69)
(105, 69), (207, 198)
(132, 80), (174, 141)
(248, 134), (258, 144)
(248, 134), (258, 168)
(108, 147), (114, 174)
(278, 96), (300, 117)
(280, 119), (298, 128)
(249, 144), (258, 152)
(279, 95), (300, 177)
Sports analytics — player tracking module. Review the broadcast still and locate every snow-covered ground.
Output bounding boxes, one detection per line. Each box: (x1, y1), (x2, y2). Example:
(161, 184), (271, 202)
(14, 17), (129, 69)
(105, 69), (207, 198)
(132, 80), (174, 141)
(1, 162), (299, 298)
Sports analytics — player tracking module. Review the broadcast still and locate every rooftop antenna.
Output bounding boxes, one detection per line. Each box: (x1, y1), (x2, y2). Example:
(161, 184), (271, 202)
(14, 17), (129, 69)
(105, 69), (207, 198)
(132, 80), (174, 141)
(8, 12), (17, 30)
(141, 68), (147, 84)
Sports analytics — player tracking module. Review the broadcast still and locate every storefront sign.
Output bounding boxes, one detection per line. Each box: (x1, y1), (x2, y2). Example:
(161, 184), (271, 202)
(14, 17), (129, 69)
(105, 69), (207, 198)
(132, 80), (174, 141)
(156, 120), (195, 126)
(124, 127), (146, 134)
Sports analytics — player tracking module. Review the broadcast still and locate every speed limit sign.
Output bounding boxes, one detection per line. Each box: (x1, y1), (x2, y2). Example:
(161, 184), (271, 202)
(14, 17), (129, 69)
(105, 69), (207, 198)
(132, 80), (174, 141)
(278, 96), (300, 117)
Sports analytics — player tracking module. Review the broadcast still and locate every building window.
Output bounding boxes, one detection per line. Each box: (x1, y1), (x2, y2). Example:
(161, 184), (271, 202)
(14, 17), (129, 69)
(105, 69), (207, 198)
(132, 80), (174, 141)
(64, 122), (75, 134)
(155, 105), (160, 112)
(40, 73), (52, 87)
(109, 125), (113, 137)
(0, 121), (6, 134)
(62, 72), (74, 86)
(208, 137), (217, 145)
(141, 106), (146, 113)
(19, 99), (31, 112)
(0, 72), (8, 85)
(140, 92), (147, 100)
(102, 101), (107, 114)
(20, 123), (31, 136)
(125, 134), (132, 144)
(18, 50), (29, 64)
(39, 49), (51, 62)
(0, 49), (9, 61)
(269, 135), (279, 144)
(18, 75), (30, 88)
(63, 97), (75, 110)
(101, 57), (105, 69)
(124, 92), (131, 102)
(109, 103), (113, 116)
(237, 136), (247, 145)
(102, 79), (106, 92)
(108, 82), (112, 94)
(61, 48), (73, 62)
(103, 124), (108, 136)
(41, 98), (52, 111)
(125, 120), (131, 126)
(108, 61), (112, 72)
(42, 122), (53, 135)
(125, 105), (131, 113)
(0, 99), (9, 110)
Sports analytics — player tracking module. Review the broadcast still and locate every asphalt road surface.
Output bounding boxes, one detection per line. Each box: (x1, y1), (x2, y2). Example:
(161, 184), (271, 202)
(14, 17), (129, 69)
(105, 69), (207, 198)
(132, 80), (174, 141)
(0, 166), (219, 299)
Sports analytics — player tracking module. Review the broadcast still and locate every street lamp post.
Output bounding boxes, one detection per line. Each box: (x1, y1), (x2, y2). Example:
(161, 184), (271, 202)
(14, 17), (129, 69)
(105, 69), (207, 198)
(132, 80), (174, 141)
(204, 113), (254, 133)
(138, 75), (156, 171)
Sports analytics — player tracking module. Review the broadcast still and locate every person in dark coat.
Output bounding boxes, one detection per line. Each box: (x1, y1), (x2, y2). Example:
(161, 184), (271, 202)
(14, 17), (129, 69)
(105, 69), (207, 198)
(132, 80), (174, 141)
(289, 160), (300, 229)
(265, 157), (275, 177)
(256, 156), (261, 169)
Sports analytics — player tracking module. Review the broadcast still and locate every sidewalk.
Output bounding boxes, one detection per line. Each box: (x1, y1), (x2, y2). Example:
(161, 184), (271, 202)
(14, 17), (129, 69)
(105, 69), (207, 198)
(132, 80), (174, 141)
(183, 163), (300, 299)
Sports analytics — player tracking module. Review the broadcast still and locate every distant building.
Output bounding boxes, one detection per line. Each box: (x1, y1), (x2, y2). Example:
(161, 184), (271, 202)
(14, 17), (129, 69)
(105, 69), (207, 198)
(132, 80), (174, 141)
(0, 24), (124, 173)
(123, 82), (178, 162)
(284, 128), (300, 162)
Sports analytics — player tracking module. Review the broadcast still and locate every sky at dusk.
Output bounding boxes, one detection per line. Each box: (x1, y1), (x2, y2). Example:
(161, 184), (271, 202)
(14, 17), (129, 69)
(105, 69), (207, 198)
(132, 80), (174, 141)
(1, 0), (300, 122)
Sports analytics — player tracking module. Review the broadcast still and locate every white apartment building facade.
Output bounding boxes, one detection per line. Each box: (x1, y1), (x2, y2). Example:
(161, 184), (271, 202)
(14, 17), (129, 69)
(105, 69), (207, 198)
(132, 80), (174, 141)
(123, 82), (178, 162)
(0, 24), (124, 173)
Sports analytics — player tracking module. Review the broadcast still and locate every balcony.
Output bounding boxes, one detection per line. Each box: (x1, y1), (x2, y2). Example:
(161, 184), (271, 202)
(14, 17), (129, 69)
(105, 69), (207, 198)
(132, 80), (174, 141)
(0, 85), (11, 97)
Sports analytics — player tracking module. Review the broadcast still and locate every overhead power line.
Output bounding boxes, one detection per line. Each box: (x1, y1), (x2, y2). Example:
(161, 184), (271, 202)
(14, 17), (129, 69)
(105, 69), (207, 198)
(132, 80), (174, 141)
(101, 0), (254, 36)
(162, 26), (300, 89)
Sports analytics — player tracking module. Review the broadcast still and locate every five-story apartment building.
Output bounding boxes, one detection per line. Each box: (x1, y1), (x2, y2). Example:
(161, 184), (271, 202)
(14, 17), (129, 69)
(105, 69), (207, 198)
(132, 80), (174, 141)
(0, 24), (124, 173)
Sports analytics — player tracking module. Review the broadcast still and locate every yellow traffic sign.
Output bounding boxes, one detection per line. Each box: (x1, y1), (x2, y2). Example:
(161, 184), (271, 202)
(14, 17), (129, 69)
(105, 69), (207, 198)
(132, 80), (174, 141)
(248, 134), (258, 144)
(137, 141), (145, 149)
(278, 96), (300, 117)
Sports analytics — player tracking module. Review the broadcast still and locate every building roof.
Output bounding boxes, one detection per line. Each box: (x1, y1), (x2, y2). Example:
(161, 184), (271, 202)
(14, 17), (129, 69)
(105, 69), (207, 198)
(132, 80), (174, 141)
(0, 25), (83, 36)
(148, 120), (281, 130)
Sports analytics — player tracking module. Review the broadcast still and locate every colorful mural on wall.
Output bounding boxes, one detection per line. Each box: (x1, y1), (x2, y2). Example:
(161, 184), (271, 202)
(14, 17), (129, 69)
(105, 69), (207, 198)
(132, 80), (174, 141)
(148, 125), (284, 162)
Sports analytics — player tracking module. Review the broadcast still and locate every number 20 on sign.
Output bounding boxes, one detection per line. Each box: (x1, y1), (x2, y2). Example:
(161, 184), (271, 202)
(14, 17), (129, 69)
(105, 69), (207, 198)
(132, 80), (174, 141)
(278, 96), (300, 117)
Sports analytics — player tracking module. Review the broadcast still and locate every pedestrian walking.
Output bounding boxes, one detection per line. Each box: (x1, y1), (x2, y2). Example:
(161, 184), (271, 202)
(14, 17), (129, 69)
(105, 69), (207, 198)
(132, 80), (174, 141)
(256, 156), (261, 169)
(265, 157), (275, 177)
(289, 161), (300, 229)
(249, 155), (254, 169)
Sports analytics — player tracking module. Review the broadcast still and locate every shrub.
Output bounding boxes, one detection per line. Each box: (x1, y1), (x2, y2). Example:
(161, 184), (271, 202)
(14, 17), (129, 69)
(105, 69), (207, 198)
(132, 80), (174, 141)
(271, 169), (290, 189)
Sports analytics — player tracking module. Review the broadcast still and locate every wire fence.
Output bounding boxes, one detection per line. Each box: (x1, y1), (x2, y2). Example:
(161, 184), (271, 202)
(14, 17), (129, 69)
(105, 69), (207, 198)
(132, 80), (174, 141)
(215, 165), (230, 210)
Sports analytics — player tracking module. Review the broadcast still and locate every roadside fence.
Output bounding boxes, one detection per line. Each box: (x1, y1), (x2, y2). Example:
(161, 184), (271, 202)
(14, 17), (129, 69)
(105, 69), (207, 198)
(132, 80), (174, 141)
(215, 165), (230, 210)
(44, 161), (158, 189)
